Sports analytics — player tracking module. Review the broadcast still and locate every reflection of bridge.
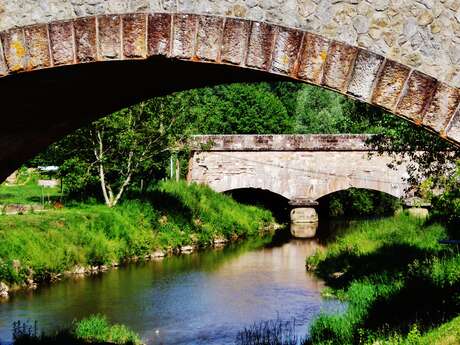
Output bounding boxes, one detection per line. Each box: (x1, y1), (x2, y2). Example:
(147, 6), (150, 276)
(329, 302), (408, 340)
(0, 1), (459, 182)
(187, 134), (414, 237)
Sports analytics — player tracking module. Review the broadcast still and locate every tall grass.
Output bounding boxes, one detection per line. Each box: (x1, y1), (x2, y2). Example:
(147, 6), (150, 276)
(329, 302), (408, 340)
(12, 315), (142, 345)
(306, 214), (460, 345)
(0, 181), (274, 287)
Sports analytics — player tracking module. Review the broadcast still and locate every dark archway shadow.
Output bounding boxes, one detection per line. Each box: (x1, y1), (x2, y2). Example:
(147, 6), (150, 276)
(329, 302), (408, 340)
(0, 57), (289, 182)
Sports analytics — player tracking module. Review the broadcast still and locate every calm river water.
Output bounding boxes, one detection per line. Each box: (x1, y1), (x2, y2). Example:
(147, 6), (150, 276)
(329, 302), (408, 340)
(0, 233), (344, 345)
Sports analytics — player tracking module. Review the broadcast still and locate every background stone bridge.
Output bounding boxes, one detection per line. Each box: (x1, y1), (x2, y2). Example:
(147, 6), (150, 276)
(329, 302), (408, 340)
(187, 134), (413, 202)
(0, 0), (459, 181)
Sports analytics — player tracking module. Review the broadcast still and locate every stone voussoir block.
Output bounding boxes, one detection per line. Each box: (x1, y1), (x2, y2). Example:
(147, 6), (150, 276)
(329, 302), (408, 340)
(246, 21), (276, 71)
(396, 70), (437, 124)
(195, 15), (224, 62)
(221, 18), (251, 66)
(1, 28), (27, 72)
(371, 59), (411, 111)
(171, 13), (197, 59)
(148, 13), (171, 57)
(49, 21), (75, 66)
(322, 41), (358, 92)
(422, 83), (460, 134)
(347, 49), (384, 101)
(123, 13), (147, 59)
(74, 17), (97, 63)
(297, 32), (330, 85)
(24, 24), (51, 70)
(97, 14), (122, 60)
(270, 26), (303, 76)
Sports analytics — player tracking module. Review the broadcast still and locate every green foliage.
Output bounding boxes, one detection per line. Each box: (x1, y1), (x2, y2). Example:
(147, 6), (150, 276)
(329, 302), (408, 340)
(12, 316), (142, 345)
(74, 314), (142, 345)
(322, 188), (400, 218)
(0, 182), (273, 286)
(429, 162), (460, 237)
(306, 215), (460, 345)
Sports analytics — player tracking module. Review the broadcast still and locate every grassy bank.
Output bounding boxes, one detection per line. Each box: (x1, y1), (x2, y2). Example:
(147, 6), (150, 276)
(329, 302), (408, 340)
(0, 181), (274, 290)
(13, 314), (142, 345)
(306, 214), (460, 345)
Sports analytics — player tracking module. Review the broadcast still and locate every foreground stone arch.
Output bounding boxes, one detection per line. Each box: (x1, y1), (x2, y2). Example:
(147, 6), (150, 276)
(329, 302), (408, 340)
(0, 1), (459, 180)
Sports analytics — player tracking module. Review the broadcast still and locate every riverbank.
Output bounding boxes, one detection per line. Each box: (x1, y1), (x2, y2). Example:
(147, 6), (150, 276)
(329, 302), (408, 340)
(12, 314), (143, 345)
(0, 181), (275, 298)
(306, 214), (460, 345)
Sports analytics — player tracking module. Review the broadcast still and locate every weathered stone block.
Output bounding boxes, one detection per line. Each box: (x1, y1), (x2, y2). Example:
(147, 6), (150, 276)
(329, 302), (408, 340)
(0, 40), (8, 76)
(195, 16), (224, 62)
(297, 32), (329, 85)
(348, 49), (384, 101)
(97, 15), (122, 60)
(171, 14), (197, 59)
(1, 28), (26, 72)
(270, 27), (303, 75)
(24, 25), (50, 70)
(148, 13), (171, 56)
(447, 109), (460, 144)
(422, 83), (460, 133)
(49, 21), (74, 66)
(221, 18), (250, 65)
(123, 13), (147, 59)
(246, 22), (275, 70)
(74, 17), (97, 63)
(322, 42), (358, 92)
(396, 71), (437, 123)
(372, 60), (411, 111)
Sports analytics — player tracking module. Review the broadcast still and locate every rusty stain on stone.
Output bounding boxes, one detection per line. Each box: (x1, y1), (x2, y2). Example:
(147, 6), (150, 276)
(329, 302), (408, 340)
(298, 32), (329, 84)
(74, 17), (97, 63)
(49, 21), (74, 65)
(98, 15), (121, 60)
(270, 27), (303, 75)
(396, 71), (437, 123)
(123, 13), (147, 59)
(348, 49), (384, 101)
(246, 22), (275, 70)
(195, 16), (223, 62)
(2, 28), (26, 72)
(148, 13), (171, 56)
(24, 25), (50, 70)
(322, 42), (358, 92)
(221, 18), (250, 65)
(371, 60), (411, 110)
(171, 14), (197, 59)
(422, 84), (460, 133)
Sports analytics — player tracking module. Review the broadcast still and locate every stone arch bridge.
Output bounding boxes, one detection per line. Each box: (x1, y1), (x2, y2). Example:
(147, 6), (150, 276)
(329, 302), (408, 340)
(187, 134), (415, 237)
(0, 1), (459, 182)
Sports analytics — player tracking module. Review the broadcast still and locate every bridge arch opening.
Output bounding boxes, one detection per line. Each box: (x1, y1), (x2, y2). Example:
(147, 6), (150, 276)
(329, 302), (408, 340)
(224, 188), (290, 224)
(316, 187), (401, 219)
(0, 11), (459, 181)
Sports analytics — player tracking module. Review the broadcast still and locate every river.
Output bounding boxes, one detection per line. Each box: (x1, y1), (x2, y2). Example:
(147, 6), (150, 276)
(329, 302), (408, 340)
(0, 232), (344, 345)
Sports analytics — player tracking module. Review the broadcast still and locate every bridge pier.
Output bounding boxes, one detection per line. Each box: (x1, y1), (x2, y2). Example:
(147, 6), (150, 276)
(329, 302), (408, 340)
(289, 200), (319, 239)
(403, 198), (431, 219)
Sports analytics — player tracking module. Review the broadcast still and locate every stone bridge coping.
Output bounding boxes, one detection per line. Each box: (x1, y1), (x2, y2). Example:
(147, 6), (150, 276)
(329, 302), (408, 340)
(0, 12), (459, 147)
(189, 134), (376, 151)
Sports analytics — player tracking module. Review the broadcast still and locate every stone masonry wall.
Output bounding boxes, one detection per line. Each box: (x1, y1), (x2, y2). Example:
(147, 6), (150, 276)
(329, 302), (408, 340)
(1, 0), (459, 88)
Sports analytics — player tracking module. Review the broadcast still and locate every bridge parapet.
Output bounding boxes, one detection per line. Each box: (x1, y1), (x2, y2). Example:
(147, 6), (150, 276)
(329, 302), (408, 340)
(190, 134), (375, 152)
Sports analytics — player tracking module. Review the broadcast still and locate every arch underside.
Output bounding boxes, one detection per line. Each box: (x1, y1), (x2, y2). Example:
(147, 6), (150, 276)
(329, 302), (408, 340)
(0, 12), (459, 181)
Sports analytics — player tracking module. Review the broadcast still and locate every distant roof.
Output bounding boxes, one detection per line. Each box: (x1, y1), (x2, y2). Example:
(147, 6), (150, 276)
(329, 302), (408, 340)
(37, 166), (59, 172)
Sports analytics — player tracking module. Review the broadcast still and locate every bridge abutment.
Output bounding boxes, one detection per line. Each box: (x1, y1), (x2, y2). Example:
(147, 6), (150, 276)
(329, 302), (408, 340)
(289, 200), (319, 239)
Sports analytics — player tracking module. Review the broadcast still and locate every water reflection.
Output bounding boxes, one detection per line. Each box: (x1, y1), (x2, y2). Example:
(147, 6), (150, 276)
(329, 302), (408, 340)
(0, 233), (343, 345)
